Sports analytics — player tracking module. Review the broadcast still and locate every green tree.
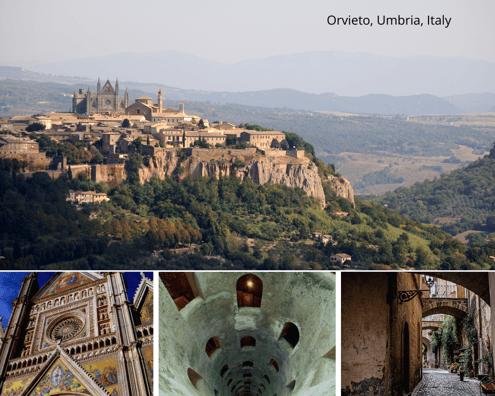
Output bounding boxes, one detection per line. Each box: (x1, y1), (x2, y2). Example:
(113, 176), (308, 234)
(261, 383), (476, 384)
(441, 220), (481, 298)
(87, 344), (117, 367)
(441, 316), (459, 365)
(26, 123), (45, 132)
(122, 119), (131, 128)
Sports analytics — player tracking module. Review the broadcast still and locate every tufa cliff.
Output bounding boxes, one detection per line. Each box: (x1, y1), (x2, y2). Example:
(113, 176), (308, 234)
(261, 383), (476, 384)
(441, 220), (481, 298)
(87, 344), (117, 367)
(327, 175), (355, 207)
(138, 148), (355, 208)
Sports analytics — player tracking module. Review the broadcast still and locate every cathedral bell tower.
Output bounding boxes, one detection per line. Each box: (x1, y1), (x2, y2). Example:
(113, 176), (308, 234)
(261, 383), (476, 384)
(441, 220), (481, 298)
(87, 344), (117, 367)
(97, 78), (101, 113)
(115, 78), (120, 112)
(106, 272), (152, 396)
(0, 273), (39, 385)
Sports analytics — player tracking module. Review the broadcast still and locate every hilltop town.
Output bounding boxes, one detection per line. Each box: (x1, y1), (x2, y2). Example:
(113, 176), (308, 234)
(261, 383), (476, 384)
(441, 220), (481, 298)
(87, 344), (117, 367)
(1, 80), (286, 156)
(0, 78), (360, 268)
(2, 79), (493, 270)
(0, 79), (310, 196)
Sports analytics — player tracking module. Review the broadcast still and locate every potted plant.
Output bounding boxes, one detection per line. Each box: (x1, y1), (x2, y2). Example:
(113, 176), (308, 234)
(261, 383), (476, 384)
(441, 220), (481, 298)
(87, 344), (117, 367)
(481, 379), (495, 394)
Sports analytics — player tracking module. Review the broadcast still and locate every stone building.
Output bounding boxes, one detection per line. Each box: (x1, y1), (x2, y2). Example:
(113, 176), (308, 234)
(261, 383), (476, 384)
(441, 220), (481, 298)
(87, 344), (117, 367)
(342, 272), (424, 396)
(73, 79), (129, 114)
(125, 90), (194, 123)
(329, 253), (351, 265)
(183, 131), (228, 148)
(239, 131), (286, 149)
(420, 275), (492, 375)
(469, 288), (492, 375)
(67, 190), (110, 204)
(160, 272), (336, 396)
(0, 136), (39, 157)
(0, 272), (153, 396)
(151, 128), (183, 146)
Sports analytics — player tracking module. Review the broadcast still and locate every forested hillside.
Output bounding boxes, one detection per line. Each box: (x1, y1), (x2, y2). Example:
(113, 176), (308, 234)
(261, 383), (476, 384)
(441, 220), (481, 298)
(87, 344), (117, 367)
(369, 144), (495, 235)
(2, 139), (495, 271)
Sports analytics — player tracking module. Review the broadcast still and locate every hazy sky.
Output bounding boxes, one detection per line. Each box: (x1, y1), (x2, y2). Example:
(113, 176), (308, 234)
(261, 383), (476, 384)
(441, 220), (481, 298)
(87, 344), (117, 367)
(1, 0), (494, 65)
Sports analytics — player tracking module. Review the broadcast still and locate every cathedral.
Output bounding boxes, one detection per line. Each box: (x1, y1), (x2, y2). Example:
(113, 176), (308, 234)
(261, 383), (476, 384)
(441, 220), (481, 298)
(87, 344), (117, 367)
(0, 272), (153, 396)
(73, 79), (129, 114)
(159, 272), (335, 396)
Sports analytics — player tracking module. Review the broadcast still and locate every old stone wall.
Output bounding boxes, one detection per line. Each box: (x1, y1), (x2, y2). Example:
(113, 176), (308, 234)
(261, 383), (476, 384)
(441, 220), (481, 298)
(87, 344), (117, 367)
(341, 273), (391, 395)
(1, 152), (51, 171)
(342, 273), (423, 396)
(70, 164), (91, 179)
(91, 164), (127, 188)
(470, 292), (492, 375)
(489, 274), (495, 375)
(422, 331), (436, 366)
(392, 273), (423, 395)
(160, 273), (335, 396)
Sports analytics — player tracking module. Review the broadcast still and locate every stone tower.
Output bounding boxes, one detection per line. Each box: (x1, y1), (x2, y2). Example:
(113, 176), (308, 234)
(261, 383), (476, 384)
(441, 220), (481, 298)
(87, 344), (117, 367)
(160, 272), (336, 396)
(157, 90), (162, 114)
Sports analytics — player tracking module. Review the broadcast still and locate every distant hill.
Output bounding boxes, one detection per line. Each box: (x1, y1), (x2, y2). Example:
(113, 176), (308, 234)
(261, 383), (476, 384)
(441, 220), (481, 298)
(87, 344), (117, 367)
(1, 79), (494, 160)
(161, 89), (463, 115)
(0, 66), (94, 85)
(0, 68), (464, 115)
(15, 50), (495, 97)
(370, 145), (495, 235)
(443, 93), (495, 113)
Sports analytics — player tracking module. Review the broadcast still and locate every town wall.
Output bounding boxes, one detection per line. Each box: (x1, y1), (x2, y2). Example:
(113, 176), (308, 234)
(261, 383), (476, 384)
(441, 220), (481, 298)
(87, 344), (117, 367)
(259, 149), (305, 159)
(392, 273), (423, 395)
(92, 164), (127, 188)
(70, 164), (91, 179)
(342, 273), (423, 396)
(1, 152), (51, 171)
(470, 291), (492, 375)
(342, 273), (391, 395)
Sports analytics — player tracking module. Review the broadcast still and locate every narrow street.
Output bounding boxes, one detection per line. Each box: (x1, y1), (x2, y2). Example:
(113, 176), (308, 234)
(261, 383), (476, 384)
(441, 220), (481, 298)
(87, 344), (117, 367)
(412, 369), (483, 396)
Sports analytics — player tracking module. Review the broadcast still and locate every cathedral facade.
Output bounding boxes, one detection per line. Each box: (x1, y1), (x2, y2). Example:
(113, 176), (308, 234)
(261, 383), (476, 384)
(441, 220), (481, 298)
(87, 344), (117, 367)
(73, 79), (129, 114)
(0, 272), (153, 396)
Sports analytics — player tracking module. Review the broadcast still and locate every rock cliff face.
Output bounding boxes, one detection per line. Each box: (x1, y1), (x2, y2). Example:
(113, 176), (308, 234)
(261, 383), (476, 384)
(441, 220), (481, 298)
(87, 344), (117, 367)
(327, 175), (355, 207)
(138, 148), (356, 208)
(138, 149), (180, 181)
(138, 148), (327, 207)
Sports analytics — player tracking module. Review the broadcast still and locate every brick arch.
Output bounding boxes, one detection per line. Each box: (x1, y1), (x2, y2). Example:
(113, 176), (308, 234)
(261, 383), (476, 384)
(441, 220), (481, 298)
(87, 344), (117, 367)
(421, 272), (490, 305)
(422, 320), (443, 330)
(422, 301), (467, 320)
(422, 336), (432, 352)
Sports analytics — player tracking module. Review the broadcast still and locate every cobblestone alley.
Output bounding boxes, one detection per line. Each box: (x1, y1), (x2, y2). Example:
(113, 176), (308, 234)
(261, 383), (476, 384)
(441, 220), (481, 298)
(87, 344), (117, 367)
(412, 369), (484, 396)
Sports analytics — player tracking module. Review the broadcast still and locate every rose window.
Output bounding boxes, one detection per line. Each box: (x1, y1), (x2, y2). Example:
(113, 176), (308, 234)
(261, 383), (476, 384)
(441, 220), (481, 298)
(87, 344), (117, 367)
(50, 317), (84, 341)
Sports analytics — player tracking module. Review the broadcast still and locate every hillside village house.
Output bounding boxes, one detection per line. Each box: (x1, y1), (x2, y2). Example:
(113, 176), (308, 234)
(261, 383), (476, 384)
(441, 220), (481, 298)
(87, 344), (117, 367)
(183, 130), (230, 148)
(239, 130), (286, 148)
(153, 128), (184, 146)
(330, 253), (352, 265)
(67, 190), (110, 204)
